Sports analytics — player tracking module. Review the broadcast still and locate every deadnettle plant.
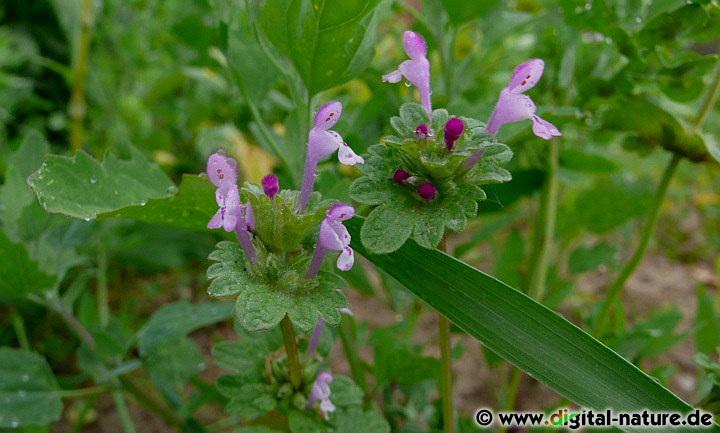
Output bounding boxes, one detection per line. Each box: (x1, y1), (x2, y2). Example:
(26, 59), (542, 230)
(351, 31), (561, 254)
(205, 102), (364, 335)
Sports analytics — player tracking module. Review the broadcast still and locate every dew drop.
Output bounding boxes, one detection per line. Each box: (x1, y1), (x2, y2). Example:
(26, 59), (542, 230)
(17, 390), (26, 398)
(21, 374), (29, 382)
(427, 128), (436, 137)
(83, 218), (91, 222)
(140, 200), (147, 207)
(404, 81), (411, 87)
(314, 171), (319, 177)
(10, 419), (19, 428)
(635, 17), (642, 23)
(89, 177), (97, 184)
(584, 2), (591, 9)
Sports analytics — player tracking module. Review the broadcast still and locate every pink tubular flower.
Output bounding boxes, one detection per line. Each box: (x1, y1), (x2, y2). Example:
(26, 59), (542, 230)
(306, 372), (335, 419)
(465, 59), (560, 169)
(206, 153), (256, 264)
(305, 203), (355, 278)
(485, 59), (561, 139)
(383, 31), (432, 119)
(298, 102), (364, 212)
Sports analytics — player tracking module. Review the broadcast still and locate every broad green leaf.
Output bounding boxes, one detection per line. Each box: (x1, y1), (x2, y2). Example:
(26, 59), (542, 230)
(288, 410), (327, 433)
(137, 300), (233, 355)
(0, 229), (56, 299)
(332, 407), (390, 433)
(345, 217), (720, 433)
(560, 148), (618, 173)
(607, 308), (689, 361)
(568, 243), (619, 274)
(28, 146), (175, 221)
(441, 0), (499, 23)
(576, 181), (655, 233)
(102, 175), (216, 232)
(219, 380), (277, 420)
(143, 337), (205, 407)
(260, 0), (382, 95)
(328, 375), (363, 407)
(0, 347), (62, 427)
(373, 329), (439, 386)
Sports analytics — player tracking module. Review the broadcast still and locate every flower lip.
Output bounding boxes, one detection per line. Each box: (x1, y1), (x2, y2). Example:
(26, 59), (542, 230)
(403, 30), (427, 60)
(418, 182), (436, 200)
(207, 153), (237, 188)
(508, 58), (545, 93)
(393, 169), (410, 184)
(326, 202), (354, 222)
(313, 101), (342, 131)
(261, 174), (279, 198)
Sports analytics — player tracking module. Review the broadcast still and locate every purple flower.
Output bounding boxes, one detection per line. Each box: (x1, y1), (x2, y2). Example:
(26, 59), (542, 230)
(306, 203), (355, 278)
(207, 153), (240, 232)
(383, 31), (432, 119)
(306, 372), (335, 419)
(415, 123), (429, 139)
(418, 182), (436, 200)
(261, 174), (279, 198)
(485, 59), (561, 139)
(206, 153), (256, 264)
(298, 102), (364, 212)
(393, 169), (410, 184)
(444, 117), (464, 150)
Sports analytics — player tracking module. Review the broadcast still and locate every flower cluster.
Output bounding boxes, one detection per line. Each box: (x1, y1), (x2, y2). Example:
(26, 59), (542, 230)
(351, 31), (561, 254)
(205, 101), (365, 334)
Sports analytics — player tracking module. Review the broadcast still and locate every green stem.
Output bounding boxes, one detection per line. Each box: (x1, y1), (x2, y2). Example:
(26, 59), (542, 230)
(11, 310), (30, 350)
(60, 386), (109, 399)
(592, 153), (681, 337)
(70, 395), (98, 433)
(68, 0), (94, 150)
(503, 367), (522, 411)
(691, 63), (720, 134)
(438, 315), (454, 433)
(97, 241), (109, 327)
(338, 315), (368, 395)
(437, 236), (454, 433)
(112, 390), (137, 433)
(529, 139), (559, 301)
(280, 315), (303, 390)
(120, 377), (183, 427)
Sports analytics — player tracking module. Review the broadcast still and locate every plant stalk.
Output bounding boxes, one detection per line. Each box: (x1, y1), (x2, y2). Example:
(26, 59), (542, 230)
(112, 390), (137, 433)
(691, 63), (720, 134)
(592, 153), (681, 336)
(11, 310), (30, 350)
(97, 241), (109, 327)
(60, 386), (109, 399)
(338, 315), (368, 395)
(529, 138), (559, 301)
(68, 0), (94, 150)
(437, 237), (454, 433)
(280, 315), (303, 390)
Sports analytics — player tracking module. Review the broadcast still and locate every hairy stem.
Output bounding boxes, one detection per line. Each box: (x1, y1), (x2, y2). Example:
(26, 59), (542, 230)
(97, 241), (109, 327)
(11, 310), (30, 350)
(592, 153), (681, 336)
(437, 237), (454, 433)
(297, 156), (317, 213)
(338, 315), (368, 395)
(529, 138), (559, 301)
(68, 0), (94, 150)
(280, 315), (303, 390)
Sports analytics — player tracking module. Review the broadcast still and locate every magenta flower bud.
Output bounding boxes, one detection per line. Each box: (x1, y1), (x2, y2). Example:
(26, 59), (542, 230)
(415, 124), (429, 139)
(393, 169), (410, 184)
(444, 117), (464, 149)
(261, 174), (279, 198)
(418, 182), (436, 200)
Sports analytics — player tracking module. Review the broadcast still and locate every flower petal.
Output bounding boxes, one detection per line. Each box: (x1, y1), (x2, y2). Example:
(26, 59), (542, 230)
(398, 59), (429, 92)
(403, 30), (427, 60)
(313, 101), (342, 131)
(320, 398), (336, 414)
(531, 115), (562, 140)
(337, 142), (364, 165)
(326, 202), (355, 222)
(336, 246), (354, 271)
(507, 58), (545, 93)
(382, 69), (402, 83)
(207, 208), (223, 229)
(318, 219), (344, 250)
(308, 129), (342, 162)
(485, 89), (536, 135)
(243, 203), (255, 232)
(207, 153), (237, 188)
